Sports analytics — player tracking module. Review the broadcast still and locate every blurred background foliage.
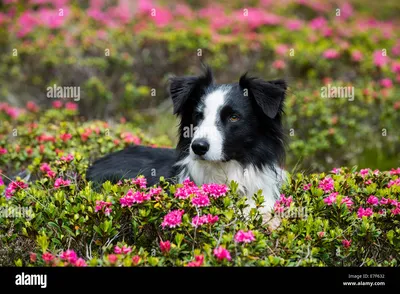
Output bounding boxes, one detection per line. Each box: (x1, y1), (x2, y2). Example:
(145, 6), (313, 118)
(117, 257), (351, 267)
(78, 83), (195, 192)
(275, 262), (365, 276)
(0, 0), (399, 172)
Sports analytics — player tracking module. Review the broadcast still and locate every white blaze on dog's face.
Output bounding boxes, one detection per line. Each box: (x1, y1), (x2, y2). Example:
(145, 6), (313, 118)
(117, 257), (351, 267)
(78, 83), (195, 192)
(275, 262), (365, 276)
(190, 88), (228, 161)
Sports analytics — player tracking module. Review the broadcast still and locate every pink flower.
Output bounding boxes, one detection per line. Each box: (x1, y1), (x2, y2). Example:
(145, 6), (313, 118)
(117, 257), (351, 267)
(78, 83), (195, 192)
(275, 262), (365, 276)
(319, 177), (334, 192)
(52, 101), (63, 108)
(114, 245), (131, 254)
(30, 253), (37, 263)
(187, 255), (204, 267)
(5, 181), (28, 199)
(191, 214), (219, 227)
(108, 254), (118, 264)
(323, 49), (340, 59)
(373, 50), (389, 67)
(275, 44), (289, 56)
(149, 187), (162, 197)
(65, 102), (78, 111)
(272, 60), (286, 70)
(389, 168), (400, 175)
(380, 78), (393, 88)
(310, 17), (327, 30)
(42, 252), (55, 264)
(0, 147), (7, 155)
(202, 183), (228, 198)
(351, 50), (363, 62)
(380, 197), (389, 205)
(359, 168), (370, 177)
(331, 167), (341, 174)
(162, 209), (184, 228)
(132, 255), (141, 265)
(132, 176), (147, 189)
(192, 193), (211, 207)
(74, 258), (87, 267)
(342, 239), (351, 248)
(318, 232), (325, 238)
(160, 240), (171, 254)
(357, 207), (374, 218)
(60, 133), (72, 142)
(120, 189), (150, 207)
(95, 200), (112, 215)
(234, 230), (256, 243)
(324, 192), (338, 206)
(341, 196), (353, 209)
(60, 249), (77, 264)
(175, 179), (202, 199)
(367, 195), (379, 206)
(303, 183), (312, 191)
(388, 178), (400, 188)
(0, 176), (3, 186)
(60, 154), (74, 162)
(121, 132), (141, 145)
(391, 207), (400, 215)
(54, 178), (71, 189)
(213, 246), (231, 261)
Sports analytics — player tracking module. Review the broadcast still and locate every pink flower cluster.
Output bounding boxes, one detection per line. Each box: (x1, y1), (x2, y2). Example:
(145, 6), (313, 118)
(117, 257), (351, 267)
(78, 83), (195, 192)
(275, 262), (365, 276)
(303, 183), (312, 191)
(160, 240), (171, 253)
(342, 239), (352, 248)
(162, 209), (185, 229)
(174, 178), (228, 208)
(131, 176), (147, 189)
(0, 147), (7, 155)
(357, 207), (374, 218)
(389, 168), (400, 175)
(5, 181), (28, 199)
(40, 163), (56, 178)
(367, 195), (379, 206)
(95, 200), (112, 216)
(60, 154), (74, 162)
(187, 255), (204, 267)
(120, 189), (151, 207)
(388, 178), (400, 188)
(202, 183), (229, 198)
(0, 176), (3, 186)
(191, 214), (219, 227)
(234, 230), (255, 243)
(213, 246), (231, 261)
(121, 132), (141, 145)
(274, 194), (293, 213)
(60, 133), (72, 142)
(54, 177), (71, 189)
(114, 245), (132, 254)
(318, 177), (334, 192)
(331, 167), (342, 174)
(323, 192), (353, 208)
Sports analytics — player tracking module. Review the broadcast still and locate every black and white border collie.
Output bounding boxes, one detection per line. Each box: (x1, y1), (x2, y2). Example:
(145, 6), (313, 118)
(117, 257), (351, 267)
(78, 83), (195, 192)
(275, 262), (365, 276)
(87, 66), (287, 219)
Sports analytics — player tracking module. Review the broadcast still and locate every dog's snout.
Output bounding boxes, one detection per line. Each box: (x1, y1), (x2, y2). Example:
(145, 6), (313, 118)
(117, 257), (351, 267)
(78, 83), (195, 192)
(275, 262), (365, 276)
(191, 139), (209, 156)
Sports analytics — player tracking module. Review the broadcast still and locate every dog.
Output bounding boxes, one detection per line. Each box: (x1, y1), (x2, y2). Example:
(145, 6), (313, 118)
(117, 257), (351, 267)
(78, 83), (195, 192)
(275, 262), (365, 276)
(86, 66), (287, 223)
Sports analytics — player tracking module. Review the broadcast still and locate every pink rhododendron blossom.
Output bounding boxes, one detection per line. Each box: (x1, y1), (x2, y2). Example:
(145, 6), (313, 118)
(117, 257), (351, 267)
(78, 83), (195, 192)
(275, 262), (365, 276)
(160, 240), (171, 253)
(95, 200), (112, 215)
(187, 255), (204, 267)
(114, 245), (131, 254)
(202, 183), (228, 198)
(108, 254), (118, 264)
(132, 176), (147, 188)
(373, 50), (389, 67)
(324, 192), (338, 205)
(303, 183), (312, 191)
(234, 230), (255, 243)
(342, 239), (351, 248)
(60, 249), (77, 264)
(5, 181), (28, 199)
(319, 177), (334, 192)
(192, 193), (211, 207)
(65, 102), (78, 111)
(40, 163), (56, 178)
(54, 178), (71, 189)
(380, 197), (389, 205)
(357, 207), (373, 218)
(74, 258), (87, 267)
(351, 50), (363, 62)
(162, 209), (184, 228)
(367, 195), (379, 206)
(388, 178), (400, 188)
(213, 246), (231, 261)
(42, 252), (55, 264)
(132, 255), (141, 265)
(389, 168), (400, 175)
(191, 214), (219, 227)
(331, 167), (341, 174)
(0, 147), (7, 155)
(341, 196), (353, 209)
(323, 49), (340, 59)
(60, 154), (74, 162)
(380, 78), (393, 88)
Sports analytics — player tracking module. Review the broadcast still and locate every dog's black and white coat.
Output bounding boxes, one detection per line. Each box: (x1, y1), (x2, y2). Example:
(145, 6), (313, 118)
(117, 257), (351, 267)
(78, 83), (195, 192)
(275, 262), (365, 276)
(87, 66), (287, 217)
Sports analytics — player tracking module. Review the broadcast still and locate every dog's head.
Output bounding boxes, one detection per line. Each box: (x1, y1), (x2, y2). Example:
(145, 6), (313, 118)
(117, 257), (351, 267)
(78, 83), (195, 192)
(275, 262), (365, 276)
(169, 65), (287, 168)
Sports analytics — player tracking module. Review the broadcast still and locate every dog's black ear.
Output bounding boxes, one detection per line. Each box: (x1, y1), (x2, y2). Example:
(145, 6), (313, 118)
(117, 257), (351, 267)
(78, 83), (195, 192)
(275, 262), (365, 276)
(239, 73), (287, 119)
(169, 65), (214, 115)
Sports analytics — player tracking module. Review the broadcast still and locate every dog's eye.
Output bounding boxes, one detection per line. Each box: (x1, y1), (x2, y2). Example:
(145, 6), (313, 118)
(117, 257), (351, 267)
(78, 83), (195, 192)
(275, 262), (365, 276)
(229, 114), (240, 122)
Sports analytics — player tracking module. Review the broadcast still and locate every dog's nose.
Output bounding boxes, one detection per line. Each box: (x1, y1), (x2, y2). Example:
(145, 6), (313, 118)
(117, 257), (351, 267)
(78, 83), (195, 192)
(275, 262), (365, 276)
(191, 139), (209, 156)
